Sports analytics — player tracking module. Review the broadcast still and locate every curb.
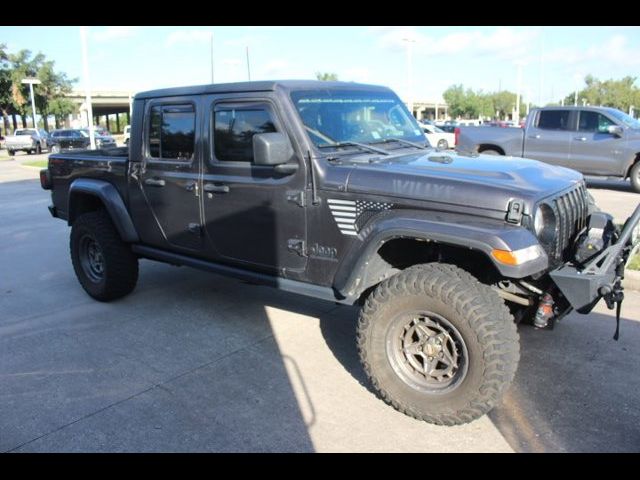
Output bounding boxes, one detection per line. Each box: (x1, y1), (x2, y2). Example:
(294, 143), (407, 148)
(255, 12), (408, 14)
(624, 269), (640, 292)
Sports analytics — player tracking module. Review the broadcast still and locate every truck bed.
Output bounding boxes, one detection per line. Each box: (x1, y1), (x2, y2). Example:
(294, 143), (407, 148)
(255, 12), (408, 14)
(456, 126), (525, 156)
(48, 147), (130, 221)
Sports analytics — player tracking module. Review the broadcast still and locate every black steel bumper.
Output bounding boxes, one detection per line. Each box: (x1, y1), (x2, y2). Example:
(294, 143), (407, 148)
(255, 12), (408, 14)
(550, 203), (640, 313)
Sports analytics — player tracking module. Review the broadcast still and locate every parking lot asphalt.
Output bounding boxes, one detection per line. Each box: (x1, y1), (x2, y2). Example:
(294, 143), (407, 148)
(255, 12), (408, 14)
(1, 155), (639, 452)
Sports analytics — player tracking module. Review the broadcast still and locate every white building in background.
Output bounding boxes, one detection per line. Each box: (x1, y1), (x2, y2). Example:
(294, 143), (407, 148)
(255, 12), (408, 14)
(405, 100), (449, 122)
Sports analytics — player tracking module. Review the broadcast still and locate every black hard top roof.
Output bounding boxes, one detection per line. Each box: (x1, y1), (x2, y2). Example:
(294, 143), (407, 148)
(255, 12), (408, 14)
(134, 80), (392, 100)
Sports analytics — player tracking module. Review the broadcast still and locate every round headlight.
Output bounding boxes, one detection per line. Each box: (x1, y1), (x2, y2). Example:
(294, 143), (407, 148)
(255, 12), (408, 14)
(534, 204), (557, 244)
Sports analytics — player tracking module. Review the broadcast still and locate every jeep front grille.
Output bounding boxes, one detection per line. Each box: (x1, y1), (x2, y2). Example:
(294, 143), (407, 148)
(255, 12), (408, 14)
(547, 184), (589, 262)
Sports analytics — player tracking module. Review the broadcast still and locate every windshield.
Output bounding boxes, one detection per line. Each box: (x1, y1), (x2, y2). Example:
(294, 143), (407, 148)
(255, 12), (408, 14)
(607, 108), (640, 129)
(16, 129), (36, 136)
(290, 89), (426, 149)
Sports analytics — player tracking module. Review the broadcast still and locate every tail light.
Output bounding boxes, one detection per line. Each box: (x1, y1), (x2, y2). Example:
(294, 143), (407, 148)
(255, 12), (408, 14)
(454, 127), (460, 146)
(40, 168), (51, 190)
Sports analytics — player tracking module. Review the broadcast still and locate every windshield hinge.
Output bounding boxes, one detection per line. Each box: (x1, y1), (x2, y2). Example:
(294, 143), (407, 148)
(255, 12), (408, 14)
(507, 199), (525, 224)
(287, 191), (306, 208)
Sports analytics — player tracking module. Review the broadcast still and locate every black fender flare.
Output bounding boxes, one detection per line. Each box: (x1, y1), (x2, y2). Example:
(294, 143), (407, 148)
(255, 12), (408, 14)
(68, 178), (139, 243)
(333, 209), (548, 301)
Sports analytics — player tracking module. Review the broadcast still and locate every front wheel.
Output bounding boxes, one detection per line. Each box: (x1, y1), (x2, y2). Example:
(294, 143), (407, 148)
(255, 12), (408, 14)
(70, 210), (139, 301)
(35, 143), (41, 154)
(357, 263), (519, 426)
(630, 162), (640, 193)
(7, 150), (14, 156)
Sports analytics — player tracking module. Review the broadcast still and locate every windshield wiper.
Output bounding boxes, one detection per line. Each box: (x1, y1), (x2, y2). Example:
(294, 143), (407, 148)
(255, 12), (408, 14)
(318, 141), (390, 155)
(374, 138), (429, 150)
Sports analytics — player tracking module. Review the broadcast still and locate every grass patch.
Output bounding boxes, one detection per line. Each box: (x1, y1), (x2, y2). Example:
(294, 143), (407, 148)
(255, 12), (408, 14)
(628, 253), (640, 271)
(22, 160), (47, 168)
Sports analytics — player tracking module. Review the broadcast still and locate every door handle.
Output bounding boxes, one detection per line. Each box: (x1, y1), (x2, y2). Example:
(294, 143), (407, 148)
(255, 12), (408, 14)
(144, 178), (165, 187)
(528, 134), (541, 139)
(574, 137), (587, 141)
(203, 183), (230, 193)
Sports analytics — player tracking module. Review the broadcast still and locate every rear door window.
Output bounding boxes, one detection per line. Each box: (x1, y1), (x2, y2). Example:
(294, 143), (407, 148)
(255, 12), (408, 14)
(148, 104), (196, 161)
(536, 110), (571, 130)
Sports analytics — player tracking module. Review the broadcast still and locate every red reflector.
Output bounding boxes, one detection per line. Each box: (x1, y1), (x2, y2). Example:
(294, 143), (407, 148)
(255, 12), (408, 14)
(454, 127), (460, 146)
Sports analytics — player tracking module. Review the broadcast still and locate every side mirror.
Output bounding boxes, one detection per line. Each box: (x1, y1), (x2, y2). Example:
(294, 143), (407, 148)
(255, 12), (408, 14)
(608, 125), (624, 137)
(253, 132), (294, 166)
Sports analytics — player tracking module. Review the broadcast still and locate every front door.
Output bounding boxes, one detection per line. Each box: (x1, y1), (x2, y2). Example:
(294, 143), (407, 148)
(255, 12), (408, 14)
(201, 97), (307, 274)
(569, 110), (624, 176)
(523, 109), (574, 168)
(136, 99), (203, 252)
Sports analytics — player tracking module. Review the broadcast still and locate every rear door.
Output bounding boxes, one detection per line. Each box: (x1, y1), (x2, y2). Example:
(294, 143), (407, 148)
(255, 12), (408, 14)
(200, 96), (307, 274)
(134, 98), (203, 252)
(569, 110), (625, 175)
(523, 109), (574, 168)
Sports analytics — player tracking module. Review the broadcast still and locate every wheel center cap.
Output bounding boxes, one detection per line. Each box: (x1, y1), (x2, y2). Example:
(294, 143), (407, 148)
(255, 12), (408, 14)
(423, 339), (442, 356)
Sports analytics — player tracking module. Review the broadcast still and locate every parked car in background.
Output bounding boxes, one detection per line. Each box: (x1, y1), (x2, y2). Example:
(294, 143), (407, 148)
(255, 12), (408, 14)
(419, 122), (455, 149)
(48, 129), (117, 153)
(123, 125), (131, 145)
(4, 128), (49, 155)
(456, 106), (640, 192)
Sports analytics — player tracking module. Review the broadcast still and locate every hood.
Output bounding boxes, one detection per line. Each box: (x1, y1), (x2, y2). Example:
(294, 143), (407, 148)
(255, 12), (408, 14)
(345, 150), (583, 214)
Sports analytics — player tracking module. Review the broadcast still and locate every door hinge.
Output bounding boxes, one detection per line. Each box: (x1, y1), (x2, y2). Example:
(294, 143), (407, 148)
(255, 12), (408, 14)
(188, 223), (203, 236)
(286, 191), (306, 208)
(287, 239), (307, 257)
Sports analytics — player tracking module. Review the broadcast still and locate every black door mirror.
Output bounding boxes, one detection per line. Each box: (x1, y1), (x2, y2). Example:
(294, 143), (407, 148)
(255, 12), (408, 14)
(253, 132), (294, 166)
(608, 125), (624, 137)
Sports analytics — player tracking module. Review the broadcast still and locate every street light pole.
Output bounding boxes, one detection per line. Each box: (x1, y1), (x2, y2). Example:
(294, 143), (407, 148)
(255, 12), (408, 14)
(246, 46), (251, 81)
(80, 26), (96, 150)
(402, 37), (416, 118)
(21, 78), (41, 128)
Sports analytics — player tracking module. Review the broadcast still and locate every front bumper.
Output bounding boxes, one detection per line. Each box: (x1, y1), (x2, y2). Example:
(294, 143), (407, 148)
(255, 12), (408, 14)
(550, 203), (640, 313)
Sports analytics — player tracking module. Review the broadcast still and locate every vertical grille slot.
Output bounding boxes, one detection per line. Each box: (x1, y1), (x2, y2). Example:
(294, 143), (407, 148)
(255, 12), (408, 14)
(546, 185), (589, 263)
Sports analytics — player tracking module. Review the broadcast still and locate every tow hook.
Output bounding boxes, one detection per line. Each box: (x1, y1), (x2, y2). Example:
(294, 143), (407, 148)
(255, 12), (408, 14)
(533, 292), (555, 329)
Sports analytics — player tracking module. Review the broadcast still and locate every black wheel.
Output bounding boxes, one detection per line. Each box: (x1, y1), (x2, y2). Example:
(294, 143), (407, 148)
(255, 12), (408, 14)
(26, 149), (33, 155)
(357, 263), (519, 426)
(437, 139), (449, 150)
(480, 149), (501, 156)
(70, 210), (138, 301)
(8, 150), (14, 156)
(51, 144), (60, 154)
(630, 162), (640, 193)
(35, 143), (41, 154)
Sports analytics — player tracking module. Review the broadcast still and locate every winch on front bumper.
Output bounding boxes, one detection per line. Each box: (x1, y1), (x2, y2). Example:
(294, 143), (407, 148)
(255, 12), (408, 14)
(550, 203), (640, 339)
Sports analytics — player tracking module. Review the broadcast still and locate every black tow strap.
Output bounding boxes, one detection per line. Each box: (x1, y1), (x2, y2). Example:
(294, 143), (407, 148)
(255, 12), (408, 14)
(614, 298), (621, 341)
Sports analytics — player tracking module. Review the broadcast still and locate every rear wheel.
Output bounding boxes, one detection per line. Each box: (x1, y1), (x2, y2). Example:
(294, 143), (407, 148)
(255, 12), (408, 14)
(437, 139), (449, 150)
(480, 149), (501, 156)
(630, 162), (640, 193)
(70, 210), (139, 301)
(357, 263), (519, 425)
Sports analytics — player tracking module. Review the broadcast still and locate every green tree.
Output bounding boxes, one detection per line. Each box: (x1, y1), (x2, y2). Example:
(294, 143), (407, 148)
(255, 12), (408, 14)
(489, 91), (519, 120)
(316, 72), (338, 81)
(562, 75), (640, 112)
(443, 84), (518, 119)
(0, 43), (13, 135)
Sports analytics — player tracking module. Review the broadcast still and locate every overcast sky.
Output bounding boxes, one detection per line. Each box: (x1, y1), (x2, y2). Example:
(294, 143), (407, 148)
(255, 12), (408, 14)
(3, 26), (640, 104)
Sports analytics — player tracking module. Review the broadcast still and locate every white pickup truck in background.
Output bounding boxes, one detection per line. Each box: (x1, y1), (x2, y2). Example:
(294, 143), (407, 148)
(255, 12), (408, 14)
(4, 128), (49, 155)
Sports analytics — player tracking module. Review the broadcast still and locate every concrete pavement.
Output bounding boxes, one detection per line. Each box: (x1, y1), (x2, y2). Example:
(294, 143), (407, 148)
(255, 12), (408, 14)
(0, 158), (639, 452)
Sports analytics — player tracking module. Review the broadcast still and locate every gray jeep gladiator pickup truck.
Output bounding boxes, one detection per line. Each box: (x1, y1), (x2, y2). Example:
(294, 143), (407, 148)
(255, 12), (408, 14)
(457, 106), (640, 192)
(40, 81), (640, 425)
